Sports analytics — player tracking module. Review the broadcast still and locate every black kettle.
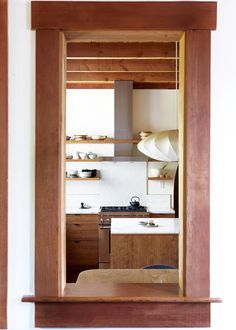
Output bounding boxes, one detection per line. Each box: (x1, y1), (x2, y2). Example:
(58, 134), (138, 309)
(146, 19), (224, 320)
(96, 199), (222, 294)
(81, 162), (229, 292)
(130, 196), (140, 208)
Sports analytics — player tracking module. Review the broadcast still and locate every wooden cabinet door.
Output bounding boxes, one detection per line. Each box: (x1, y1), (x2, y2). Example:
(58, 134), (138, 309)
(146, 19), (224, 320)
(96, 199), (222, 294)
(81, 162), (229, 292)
(66, 240), (98, 266)
(111, 234), (178, 269)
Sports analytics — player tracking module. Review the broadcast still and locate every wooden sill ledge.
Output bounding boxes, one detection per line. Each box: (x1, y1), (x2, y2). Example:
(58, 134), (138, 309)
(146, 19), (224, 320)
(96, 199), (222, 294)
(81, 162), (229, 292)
(22, 283), (221, 303)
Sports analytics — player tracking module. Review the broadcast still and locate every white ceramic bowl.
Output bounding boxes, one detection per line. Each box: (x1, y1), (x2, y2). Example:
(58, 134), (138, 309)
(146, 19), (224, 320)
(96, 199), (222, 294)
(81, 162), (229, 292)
(79, 171), (92, 178)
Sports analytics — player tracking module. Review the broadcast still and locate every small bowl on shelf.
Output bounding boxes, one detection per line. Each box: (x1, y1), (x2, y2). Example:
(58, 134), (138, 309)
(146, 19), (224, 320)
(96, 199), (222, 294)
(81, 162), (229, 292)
(91, 135), (107, 140)
(87, 152), (98, 160)
(79, 171), (92, 178)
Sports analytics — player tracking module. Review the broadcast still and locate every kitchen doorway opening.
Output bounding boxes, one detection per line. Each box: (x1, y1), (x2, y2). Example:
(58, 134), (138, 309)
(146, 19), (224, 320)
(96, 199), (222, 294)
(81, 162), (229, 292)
(64, 38), (182, 287)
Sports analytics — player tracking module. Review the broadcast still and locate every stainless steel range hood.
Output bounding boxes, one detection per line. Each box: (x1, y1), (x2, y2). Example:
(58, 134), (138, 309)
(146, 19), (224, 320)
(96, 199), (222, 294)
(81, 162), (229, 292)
(110, 80), (148, 161)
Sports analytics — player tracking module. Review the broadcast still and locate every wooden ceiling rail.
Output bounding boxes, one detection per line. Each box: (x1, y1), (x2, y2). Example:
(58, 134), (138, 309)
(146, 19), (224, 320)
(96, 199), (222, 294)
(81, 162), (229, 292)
(31, 1), (217, 31)
(67, 59), (178, 73)
(67, 42), (177, 59)
(67, 72), (176, 83)
(66, 82), (178, 90)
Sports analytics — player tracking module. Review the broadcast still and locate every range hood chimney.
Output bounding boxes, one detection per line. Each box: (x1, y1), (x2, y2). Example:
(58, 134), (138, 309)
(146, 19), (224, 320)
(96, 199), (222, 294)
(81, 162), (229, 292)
(114, 81), (133, 157)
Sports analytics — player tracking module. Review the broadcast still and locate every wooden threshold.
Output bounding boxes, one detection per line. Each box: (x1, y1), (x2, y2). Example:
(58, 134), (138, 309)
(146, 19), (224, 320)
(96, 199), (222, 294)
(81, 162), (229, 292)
(22, 283), (220, 327)
(22, 283), (221, 303)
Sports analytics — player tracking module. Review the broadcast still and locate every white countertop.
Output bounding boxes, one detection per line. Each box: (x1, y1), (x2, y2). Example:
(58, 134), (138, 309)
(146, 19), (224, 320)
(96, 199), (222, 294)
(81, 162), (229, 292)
(111, 218), (179, 235)
(147, 208), (175, 214)
(66, 207), (100, 214)
(66, 207), (175, 215)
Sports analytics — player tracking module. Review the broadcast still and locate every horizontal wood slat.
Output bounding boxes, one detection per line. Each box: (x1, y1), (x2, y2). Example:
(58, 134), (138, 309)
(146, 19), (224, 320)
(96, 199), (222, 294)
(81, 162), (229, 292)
(65, 30), (183, 43)
(31, 1), (217, 31)
(67, 42), (177, 58)
(67, 59), (178, 72)
(66, 82), (178, 89)
(67, 71), (176, 83)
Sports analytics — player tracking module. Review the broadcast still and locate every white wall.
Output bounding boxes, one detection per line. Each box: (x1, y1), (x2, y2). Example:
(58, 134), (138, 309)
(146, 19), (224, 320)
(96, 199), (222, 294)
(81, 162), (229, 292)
(66, 89), (177, 209)
(8, 0), (236, 329)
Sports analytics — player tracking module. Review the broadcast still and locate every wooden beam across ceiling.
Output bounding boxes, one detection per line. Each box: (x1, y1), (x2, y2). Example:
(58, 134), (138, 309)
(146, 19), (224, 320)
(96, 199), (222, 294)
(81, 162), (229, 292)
(65, 31), (183, 43)
(67, 42), (177, 59)
(67, 59), (178, 72)
(67, 71), (176, 83)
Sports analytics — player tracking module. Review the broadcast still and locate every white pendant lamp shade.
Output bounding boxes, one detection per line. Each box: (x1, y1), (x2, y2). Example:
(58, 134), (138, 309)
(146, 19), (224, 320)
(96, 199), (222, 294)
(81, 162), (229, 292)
(137, 129), (179, 162)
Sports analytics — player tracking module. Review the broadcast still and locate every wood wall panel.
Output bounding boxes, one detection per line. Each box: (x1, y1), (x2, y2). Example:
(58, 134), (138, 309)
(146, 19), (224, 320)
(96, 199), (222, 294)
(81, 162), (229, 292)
(31, 1), (217, 31)
(67, 71), (176, 83)
(67, 59), (178, 72)
(0, 0), (8, 328)
(67, 42), (176, 58)
(35, 302), (211, 327)
(36, 30), (66, 296)
(184, 30), (211, 297)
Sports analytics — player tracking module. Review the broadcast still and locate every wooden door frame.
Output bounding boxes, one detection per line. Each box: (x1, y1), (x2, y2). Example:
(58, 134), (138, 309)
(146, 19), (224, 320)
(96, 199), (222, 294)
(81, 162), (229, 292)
(0, 0), (8, 329)
(24, 1), (218, 327)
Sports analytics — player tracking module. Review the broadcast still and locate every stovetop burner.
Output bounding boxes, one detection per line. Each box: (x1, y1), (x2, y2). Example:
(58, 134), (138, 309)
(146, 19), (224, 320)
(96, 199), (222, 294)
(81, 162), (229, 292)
(100, 206), (147, 212)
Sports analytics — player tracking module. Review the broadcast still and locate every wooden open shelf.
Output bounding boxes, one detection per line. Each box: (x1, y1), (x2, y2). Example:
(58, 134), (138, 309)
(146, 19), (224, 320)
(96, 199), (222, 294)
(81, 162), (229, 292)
(66, 138), (140, 144)
(65, 158), (102, 162)
(65, 176), (100, 181)
(148, 177), (172, 180)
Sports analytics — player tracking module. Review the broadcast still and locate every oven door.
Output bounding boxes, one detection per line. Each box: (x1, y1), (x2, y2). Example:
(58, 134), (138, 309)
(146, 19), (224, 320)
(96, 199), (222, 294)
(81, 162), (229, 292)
(98, 225), (110, 269)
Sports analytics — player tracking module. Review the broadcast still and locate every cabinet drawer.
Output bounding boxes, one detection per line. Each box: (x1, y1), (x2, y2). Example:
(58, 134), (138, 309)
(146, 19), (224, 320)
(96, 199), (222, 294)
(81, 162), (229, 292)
(67, 223), (98, 240)
(66, 240), (98, 266)
(66, 214), (98, 224)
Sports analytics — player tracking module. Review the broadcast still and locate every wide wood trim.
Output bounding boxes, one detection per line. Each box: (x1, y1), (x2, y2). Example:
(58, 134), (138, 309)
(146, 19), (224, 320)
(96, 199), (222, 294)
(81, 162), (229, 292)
(31, 1), (217, 31)
(67, 42), (177, 58)
(35, 302), (211, 327)
(184, 30), (211, 297)
(0, 0), (8, 328)
(36, 30), (66, 296)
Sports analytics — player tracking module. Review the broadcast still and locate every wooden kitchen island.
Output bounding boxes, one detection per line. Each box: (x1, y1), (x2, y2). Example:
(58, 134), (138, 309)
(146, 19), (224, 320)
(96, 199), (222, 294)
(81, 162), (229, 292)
(111, 218), (179, 269)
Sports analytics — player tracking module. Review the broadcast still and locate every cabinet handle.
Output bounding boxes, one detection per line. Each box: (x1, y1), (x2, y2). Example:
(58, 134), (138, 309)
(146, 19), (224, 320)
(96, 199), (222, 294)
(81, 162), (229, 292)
(74, 240), (80, 244)
(74, 224), (81, 227)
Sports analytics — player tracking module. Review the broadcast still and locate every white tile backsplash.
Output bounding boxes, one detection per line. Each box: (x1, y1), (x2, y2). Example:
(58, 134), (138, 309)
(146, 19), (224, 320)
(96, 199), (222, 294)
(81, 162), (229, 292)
(66, 195), (100, 209)
(146, 194), (171, 210)
(99, 162), (147, 206)
(66, 161), (175, 209)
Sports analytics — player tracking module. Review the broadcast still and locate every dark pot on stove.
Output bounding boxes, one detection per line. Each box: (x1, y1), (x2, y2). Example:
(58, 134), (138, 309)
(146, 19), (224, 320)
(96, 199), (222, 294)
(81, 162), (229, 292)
(130, 196), (140, 208)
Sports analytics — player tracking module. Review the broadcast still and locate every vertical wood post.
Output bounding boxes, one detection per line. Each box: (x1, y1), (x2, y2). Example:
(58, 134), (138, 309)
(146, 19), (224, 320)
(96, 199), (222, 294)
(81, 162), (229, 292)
(184, 30), (211, 297)
(35, 30), (66, 296)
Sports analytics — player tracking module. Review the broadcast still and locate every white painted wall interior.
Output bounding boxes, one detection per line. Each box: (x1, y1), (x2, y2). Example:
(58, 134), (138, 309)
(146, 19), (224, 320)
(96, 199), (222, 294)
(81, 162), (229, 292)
(66, 89), (177, 210)
(8, 1), (236, 330)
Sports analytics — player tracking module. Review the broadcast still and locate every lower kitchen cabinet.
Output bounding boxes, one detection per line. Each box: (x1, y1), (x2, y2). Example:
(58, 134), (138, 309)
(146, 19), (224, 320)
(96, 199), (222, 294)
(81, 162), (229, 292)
(66, 214), (99, 282)
(111, 234), (178, 269)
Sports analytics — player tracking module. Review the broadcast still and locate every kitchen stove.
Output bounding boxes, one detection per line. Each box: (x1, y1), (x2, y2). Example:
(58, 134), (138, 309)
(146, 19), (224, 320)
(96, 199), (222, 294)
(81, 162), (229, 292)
(100, 205), (147, 213)
(98, 205), (149, 269)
